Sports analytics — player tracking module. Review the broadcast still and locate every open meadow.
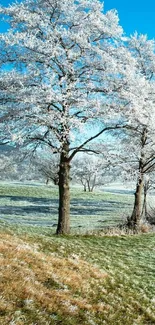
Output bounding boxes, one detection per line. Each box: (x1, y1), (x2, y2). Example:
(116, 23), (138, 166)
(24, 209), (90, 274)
(0, 182), (134, 234)
(0, 182), (155, 325)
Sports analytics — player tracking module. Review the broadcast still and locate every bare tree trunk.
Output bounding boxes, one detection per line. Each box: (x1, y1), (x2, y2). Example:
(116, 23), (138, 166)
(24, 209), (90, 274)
(141, 180), (149, 221)
(87, 182), (90, 192)
(46, 178), (49, 185)
(128, 128), (147, 231)
(142, 189), (147, 220)
(87, 178), (91, 192)
(56, 144), (70, 235)
(53, 175), (59, 186)
(81, 179), (87, 192)
(90, 175), (96, 192)
(129, 177), (143, 230)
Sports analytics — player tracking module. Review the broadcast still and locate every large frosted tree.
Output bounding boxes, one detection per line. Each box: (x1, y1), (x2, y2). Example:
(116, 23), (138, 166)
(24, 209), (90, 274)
(0, 0), (134, 233)
(113, 34), (155, 230)
(126, 35), (155, 229)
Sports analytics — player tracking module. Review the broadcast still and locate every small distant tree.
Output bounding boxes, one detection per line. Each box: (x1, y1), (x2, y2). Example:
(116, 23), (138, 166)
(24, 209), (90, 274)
(0, 154), (18, 180)
(34, 153), (59, 185)
(72, 154), (110, 192)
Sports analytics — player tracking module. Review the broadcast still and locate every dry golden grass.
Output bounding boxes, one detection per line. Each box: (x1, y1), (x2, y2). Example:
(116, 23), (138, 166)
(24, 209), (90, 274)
(1, 228), (155, 325)
(0, 233), (108, 324)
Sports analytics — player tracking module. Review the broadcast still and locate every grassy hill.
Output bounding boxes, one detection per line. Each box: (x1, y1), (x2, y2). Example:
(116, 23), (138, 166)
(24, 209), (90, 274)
(0, 182), (155, 324)
(0, 227), (155, 325)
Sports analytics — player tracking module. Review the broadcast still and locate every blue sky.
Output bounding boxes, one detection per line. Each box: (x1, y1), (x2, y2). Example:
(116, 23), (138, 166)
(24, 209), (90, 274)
(0, 0), (155, 39)
(104, 0), (155, 39)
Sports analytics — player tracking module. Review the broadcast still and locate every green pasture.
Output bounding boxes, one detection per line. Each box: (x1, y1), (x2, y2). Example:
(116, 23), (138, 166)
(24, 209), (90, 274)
(0, 182), (155, 324)
(0, 182), (134, 233)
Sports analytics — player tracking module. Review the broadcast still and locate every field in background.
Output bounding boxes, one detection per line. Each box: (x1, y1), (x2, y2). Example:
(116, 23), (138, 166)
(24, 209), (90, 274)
(0, 181), (134, 233)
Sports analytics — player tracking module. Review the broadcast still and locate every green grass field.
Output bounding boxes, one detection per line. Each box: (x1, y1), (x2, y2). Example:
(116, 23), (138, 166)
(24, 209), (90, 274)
(0, 182), (155, 325)
(0, 182), (134, 233)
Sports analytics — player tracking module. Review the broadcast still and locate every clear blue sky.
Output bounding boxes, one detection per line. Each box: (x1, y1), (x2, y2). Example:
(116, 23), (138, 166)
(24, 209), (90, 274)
(0, 0), (155, 39)
(104, 0), (155, 39)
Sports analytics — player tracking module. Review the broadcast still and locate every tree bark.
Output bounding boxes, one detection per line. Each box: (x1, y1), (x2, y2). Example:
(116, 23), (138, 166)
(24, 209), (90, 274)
(90, 175), (96, 192)
(141, 189), (147, 220)
(141, 180), (149, 221)
(87, 179), (91, 192)
(46, 178), (49, 185)
(128, 128), (147, 231)
(129, 176), (143, 230)
(56, 144), (70, 235)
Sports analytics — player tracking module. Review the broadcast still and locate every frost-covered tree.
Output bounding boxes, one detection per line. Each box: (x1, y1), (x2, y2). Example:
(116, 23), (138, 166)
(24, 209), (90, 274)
(111, 125), (155, 230)
(0, 0), (134, 233)
(113, 34), (155, 230)
(72, 154), (110, 192)
(33, 151), (59, 185)
(0, 154), (18, 180)
(128, 36), (155, 229)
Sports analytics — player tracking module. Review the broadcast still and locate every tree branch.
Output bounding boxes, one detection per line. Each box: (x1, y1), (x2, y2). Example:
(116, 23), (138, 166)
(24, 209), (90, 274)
(69, 124), (130, 161)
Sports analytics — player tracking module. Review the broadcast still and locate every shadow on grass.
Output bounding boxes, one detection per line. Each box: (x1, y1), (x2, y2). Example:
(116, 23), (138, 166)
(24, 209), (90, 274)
(0, 205), (58, 215)
(0, 195), (57, 205)
(0, 195), (131, 217)
(71, 198), (131, 215)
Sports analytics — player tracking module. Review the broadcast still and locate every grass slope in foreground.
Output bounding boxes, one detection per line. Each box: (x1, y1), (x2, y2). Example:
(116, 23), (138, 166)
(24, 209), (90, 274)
(0, 227), (155, 325)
